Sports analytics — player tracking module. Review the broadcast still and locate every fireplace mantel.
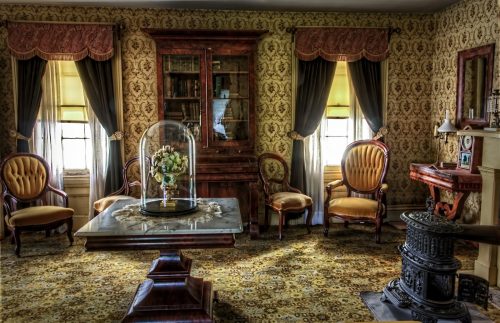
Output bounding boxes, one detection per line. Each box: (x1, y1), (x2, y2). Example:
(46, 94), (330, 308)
(458, 129), (500, 287)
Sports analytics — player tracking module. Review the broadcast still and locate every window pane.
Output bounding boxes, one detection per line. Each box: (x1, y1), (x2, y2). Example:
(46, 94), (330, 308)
(61, 106), (88, 122)
(327, 61), (350, 107)
(361, 118), (371, 140)
(59, 61), (86, 106)
(62, 139), (87, 169)
(326, 106), (349, 118)
(323, 136), (348, 165)
(62, 123), (85, 138)
(61, 76), (86, 106)
(85, 138), (92, 171)
(325, 118), (349, 136)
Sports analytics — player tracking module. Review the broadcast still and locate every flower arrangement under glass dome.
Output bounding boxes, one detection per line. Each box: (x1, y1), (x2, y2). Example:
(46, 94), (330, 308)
(150, 145), (189, 207)
(139, 120), (197, 216)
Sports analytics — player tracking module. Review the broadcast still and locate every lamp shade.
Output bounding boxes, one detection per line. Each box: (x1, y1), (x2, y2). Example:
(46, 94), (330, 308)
(437, 119), (457, 133)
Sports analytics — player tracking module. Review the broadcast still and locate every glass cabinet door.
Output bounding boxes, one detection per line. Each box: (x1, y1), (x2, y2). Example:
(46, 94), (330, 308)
(210, 55), (250, 144)
(162, 54), (202, 142)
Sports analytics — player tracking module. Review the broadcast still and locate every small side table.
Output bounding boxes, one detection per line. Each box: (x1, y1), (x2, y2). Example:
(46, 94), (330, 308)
(409, 163), (481, 220)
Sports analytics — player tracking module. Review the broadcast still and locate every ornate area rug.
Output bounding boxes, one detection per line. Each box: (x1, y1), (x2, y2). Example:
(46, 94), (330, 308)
(1, 224), (499, 322)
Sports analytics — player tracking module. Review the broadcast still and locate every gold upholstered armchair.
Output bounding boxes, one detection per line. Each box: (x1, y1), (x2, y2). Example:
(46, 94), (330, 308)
(323, 140), (389, 243)
(93, 156), (141, 217)
(0, 153), (74, 256)
(258, 152), (313, 240)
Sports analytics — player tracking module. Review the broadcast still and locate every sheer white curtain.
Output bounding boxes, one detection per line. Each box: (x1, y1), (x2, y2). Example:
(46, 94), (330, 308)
(347, 68), (373, 141)
(304, 122), (325, 225)
(34, 61), (64, 205)
(87, 100), (108, 219)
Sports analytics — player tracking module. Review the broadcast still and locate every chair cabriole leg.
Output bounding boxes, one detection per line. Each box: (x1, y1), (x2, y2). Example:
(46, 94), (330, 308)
(375, 218), (382, 244)
(278, 211), (284, 240)
(67, 217), (74, 245)
(323, 214), (329, 237)
(306, 205), (313, 234)
(13, 228), (21, 257)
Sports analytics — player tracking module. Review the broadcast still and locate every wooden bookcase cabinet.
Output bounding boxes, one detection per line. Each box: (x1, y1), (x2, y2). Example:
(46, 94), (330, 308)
(143, 29), (267, 238)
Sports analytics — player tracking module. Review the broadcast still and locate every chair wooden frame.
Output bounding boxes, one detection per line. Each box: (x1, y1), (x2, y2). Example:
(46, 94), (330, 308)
(111, 156), (141, 196)
(0, 153), (74, 256)
(93, 156), (141, 217)
(323, 140), (389, 243)
(258, 152), (313, 240)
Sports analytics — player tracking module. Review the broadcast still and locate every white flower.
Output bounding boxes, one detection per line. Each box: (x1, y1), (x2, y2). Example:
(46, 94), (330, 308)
(150, 145), (189, 185)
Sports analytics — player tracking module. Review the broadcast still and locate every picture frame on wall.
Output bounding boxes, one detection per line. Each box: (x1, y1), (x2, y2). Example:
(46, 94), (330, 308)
(459, 151), (471, 169)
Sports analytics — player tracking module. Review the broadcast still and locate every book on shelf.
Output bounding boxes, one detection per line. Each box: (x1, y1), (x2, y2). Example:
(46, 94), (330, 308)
(165, 111), (183, 121)
(190, 103), (196, 121)
(181, 104), (188, 121)
(190, 102), (200, 121)
(193, 79), (200, 97)
(214, 76), (222, 97)
(165, 76), (172, 98)
(170, 77), (200, 97)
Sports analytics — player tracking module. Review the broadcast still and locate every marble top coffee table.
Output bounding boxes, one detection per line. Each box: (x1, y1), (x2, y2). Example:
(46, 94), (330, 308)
(75, 198), (243, 322)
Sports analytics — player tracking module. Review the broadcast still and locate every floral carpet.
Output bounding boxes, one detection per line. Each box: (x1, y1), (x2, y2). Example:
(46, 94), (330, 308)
(1, 224), (499, 322)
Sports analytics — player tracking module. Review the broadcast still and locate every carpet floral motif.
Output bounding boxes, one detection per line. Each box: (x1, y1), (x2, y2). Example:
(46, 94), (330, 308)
(1, 225), (499, 322)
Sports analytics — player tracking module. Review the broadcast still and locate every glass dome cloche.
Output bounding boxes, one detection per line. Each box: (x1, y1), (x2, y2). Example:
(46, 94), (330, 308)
(139, 120), (197, 216)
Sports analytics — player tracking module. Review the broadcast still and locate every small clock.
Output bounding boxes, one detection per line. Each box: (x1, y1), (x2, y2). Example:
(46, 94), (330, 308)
(461, 135), (473, 150)
(457, 126), (483, 174)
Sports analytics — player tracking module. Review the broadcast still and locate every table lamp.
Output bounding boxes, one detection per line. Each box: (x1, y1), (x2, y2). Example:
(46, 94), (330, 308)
(434, 109), (457, 166)
(437, 109), (458, 142)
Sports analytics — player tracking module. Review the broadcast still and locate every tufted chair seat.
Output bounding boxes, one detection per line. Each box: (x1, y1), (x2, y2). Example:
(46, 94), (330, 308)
(8, 206), (74, 226)
(328, 197), (380, 218)
(269, 192), (312, 211)
(324, 140), (389, 243)
(258, 153), (313, 240)
(1, 153), (74, 256)
(92, 157), (141, 217)
(94, 195), (135, 214)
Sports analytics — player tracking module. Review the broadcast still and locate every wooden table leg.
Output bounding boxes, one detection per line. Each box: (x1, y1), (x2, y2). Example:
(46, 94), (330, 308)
(436, 191), (470, 221)
(428, 184), (442, 215)
(122, 249), (213, 322)
(428, 182), (470, 221)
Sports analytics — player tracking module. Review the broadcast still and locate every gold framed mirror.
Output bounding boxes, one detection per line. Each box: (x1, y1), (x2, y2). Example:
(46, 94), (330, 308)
(456, 43), (495, 129)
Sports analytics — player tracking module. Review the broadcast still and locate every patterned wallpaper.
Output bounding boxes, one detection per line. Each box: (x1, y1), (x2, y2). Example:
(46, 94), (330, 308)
(0, 0), (497, 219)
(431, 0), (499, 223)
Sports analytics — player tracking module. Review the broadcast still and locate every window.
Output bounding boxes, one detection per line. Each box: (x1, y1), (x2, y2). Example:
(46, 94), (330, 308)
(35, 61), (92, 174)
(322, 62), (370, 165)
(58, 61), (92, 173)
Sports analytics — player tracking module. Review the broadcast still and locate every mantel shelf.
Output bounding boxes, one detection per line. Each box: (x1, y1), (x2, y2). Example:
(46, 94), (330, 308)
(457, 129), (500, 139)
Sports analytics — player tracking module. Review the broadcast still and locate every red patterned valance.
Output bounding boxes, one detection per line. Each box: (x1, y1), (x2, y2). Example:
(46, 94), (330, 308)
(7, 21), (114, 61)
(294, 27), (390, 62)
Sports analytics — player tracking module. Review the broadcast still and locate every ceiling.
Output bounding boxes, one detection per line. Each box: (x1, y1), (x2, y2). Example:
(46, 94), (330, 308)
(3, 0), (462, 13)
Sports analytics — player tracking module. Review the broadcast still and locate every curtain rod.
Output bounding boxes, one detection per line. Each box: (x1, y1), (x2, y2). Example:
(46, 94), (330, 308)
(285, 26), (401, 42)
(286, 25), (401, 33)
(1, 19), (124, 31)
